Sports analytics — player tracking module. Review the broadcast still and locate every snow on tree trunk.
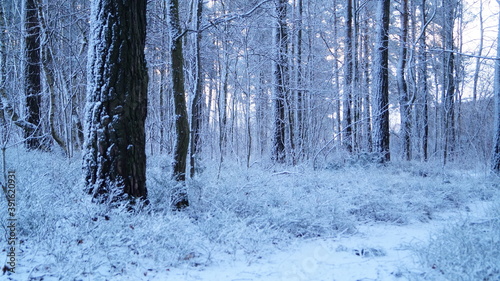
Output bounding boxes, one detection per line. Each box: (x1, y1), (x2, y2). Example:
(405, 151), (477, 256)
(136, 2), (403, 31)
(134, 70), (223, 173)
(83, 0), (148, 200)
(24, 0), (42, 150)
(417, 0), (429, 161)
(169, 0), (190, 208)
(190, 0), (203, 178)
(398, 0), (411, 161)
(274, 0), (288, 163)
(442, 0), (456, 164)
(372, 0), (391, 163)
(343, 0), (353, 153)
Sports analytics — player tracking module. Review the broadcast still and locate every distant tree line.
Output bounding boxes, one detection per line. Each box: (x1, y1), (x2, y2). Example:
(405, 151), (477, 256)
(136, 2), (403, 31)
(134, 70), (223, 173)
(0, 0), (499, 207)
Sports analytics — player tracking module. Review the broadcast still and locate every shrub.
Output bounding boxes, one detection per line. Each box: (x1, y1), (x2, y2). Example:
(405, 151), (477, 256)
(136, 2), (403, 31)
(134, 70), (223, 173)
(412, 202), (500, 281)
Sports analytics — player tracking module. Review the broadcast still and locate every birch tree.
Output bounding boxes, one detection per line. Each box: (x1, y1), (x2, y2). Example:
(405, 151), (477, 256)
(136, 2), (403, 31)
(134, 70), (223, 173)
(83, 0), (148, 201)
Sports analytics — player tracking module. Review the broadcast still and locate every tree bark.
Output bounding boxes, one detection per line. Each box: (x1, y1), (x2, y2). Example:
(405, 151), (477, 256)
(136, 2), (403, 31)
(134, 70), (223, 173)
(273, 0), (288, 163)
(417, 0), (429, 161)
(190, 0), (203, 178)
(398, 0), (411, 160)
(169, 0), (189, 208)
(84, 0), (148, 201)
(442, 0), (456, 164)
(24, 0), (42, 149)
(372, 0), (391, 162)
(343, 0), (353, 153)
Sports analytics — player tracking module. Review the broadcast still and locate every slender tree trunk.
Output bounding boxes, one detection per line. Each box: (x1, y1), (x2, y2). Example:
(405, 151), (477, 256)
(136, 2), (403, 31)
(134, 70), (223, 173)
(274, 0), (288, 163)
(417, 0), (429, 161)
(159, 69), (165, 154)
(0, 0), (6, 126)
(84, 0), (148, 201)
(294, 0), (304, 163)
(37, 2), (68, 155)
(169, 0), (190, 208)
(372, 0), (391, 162)
(24, 0), (42, 149)
(361, 26), (372, 151)
(398, 0), (411, 160)
(218, 43), (229, 165)
(190, 0), (203, 178)
(491, 2), (500, 173)
(352, 0), (360, 152)
(443, 0), (456, 164)
(343, 0), (353, 153)
(332, 1), (342, 145)
(472, 0), (484, 102)
(256, 69), (267, 158)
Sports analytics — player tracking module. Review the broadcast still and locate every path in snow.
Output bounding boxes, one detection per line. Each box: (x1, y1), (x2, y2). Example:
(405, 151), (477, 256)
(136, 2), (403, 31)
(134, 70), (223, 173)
(163, 201), (493, 281)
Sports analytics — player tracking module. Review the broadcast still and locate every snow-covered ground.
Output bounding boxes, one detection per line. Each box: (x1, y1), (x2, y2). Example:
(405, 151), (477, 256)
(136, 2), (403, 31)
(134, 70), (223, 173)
(1, 149), (499, 280)
(159, 201), (496, 281)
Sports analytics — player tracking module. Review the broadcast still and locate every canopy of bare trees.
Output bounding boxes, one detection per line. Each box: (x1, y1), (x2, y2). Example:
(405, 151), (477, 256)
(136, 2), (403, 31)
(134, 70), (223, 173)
(0, 0), (499, 203)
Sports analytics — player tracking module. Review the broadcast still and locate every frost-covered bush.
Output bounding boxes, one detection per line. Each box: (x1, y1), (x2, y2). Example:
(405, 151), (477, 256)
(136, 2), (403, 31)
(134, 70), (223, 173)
(0, 149), (210, 280)
(189, 163), (355, 242)
(412, 202), (500, 281)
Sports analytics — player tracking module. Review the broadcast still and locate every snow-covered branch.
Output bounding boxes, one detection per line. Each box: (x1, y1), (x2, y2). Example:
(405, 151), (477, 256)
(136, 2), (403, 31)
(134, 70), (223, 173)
(0, 89), (37, 132)
(429, 48), (500, 60)
(174, 0), (273, 40)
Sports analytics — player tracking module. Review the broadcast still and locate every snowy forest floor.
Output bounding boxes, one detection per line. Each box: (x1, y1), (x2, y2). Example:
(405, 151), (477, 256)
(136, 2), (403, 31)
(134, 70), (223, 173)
(1, 149), (499, 281)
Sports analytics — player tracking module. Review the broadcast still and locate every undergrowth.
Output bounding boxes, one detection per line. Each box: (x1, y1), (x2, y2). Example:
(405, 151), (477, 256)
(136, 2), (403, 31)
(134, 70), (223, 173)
(411, 200), (500, 281)
(0, 149), (497, 280)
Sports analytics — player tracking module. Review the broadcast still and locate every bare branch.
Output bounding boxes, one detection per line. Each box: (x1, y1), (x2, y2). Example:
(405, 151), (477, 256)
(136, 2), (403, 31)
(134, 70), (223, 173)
(175, 0), (273, 40)
(0, 89), (37, 132)
(429, 48), (500, 60)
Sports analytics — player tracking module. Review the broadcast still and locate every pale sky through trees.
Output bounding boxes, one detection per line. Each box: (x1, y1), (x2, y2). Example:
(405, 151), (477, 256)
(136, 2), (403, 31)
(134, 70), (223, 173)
(461, 0), (499, 100)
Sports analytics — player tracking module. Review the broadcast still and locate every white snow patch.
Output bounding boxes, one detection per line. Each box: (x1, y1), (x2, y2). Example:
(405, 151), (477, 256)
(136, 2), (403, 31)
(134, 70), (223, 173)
(151, 201), (496, 281)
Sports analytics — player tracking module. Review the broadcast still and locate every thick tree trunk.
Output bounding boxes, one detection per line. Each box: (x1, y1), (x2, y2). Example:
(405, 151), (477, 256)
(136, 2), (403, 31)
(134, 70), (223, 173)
(372, 0), (391, 162)
(84, 0), (148, 201)
(24, 0), (42, 149)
